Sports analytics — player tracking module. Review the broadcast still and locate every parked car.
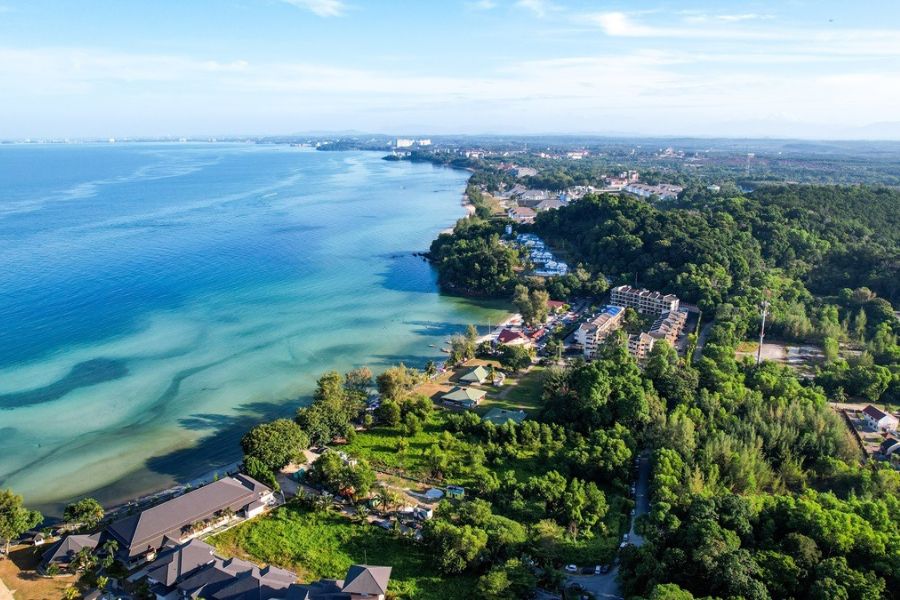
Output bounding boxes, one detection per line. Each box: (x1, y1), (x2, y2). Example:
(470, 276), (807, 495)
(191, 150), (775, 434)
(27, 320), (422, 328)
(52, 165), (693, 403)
(568, 583), (584, 592)
(599, 564), (610, 574)
(622, 533), (629, 542)
(581, 566), (594, 575)
(565, 564), (578, 573)
(594, 565), (602, 575)
(631, 508), (636, 516)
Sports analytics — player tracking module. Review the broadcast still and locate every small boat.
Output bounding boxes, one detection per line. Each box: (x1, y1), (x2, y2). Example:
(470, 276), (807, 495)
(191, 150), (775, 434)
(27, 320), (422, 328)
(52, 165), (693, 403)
(429, 344), (437, 348)
(440, 348), (450, 353)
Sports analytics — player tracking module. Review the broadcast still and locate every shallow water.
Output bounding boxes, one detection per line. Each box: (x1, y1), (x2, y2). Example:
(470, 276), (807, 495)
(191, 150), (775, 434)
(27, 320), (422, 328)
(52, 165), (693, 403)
(0, 143), (505, 514)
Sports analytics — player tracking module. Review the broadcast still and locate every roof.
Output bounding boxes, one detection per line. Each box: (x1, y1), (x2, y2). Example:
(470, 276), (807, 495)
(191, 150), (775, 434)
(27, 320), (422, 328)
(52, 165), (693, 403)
(482, 408), (527, 425)
(460, 365), (490, 382)
(441, 387), (487, 403)
(879, 437), (900, 453)
(547, 300), (567, 309)
(42, 533), (101, 565)
(496, 329), (527, 344)
(108, 474), (270, 557)
(863, 405), (894, 421)
(341, 565), (392, 596)
(146, 538), (216, 587)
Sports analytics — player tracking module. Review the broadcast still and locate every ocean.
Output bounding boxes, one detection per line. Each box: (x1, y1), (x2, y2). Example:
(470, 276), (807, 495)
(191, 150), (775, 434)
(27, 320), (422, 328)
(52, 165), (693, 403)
(0, 143), (506, 514)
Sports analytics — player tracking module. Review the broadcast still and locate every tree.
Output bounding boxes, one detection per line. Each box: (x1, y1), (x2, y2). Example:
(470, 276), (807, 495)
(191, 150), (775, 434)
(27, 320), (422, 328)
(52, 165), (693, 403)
(241, 418), (309, 472)
(0, 489), (42, 556)
(243, 456), (280, 492)
(344, 367), (373, 395)
(647, 583), (696, 600)
(63, 498), (104, 529)
(376, 364), (421, 400)
(499, 344), (534, 372)
(513, 284), (550, 328)
(476, 558), (537, 599)
(63, 586), (78, 600)
(424, 520), (488, 574)
(375, 399), (401, 426)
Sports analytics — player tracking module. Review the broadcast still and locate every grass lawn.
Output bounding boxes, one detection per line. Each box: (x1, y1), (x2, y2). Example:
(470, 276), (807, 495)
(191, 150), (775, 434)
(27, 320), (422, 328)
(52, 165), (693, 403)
(341, 412), (447, 478)
(0, 544), (77, 600)
(209, 504), (476, 599)
(478, 365), (547, 414)
(735, 340), (759, 353)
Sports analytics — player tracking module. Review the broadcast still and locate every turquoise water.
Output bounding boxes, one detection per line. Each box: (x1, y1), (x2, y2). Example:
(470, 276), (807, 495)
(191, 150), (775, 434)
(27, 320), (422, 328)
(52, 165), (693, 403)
(0, 143), (505, 514)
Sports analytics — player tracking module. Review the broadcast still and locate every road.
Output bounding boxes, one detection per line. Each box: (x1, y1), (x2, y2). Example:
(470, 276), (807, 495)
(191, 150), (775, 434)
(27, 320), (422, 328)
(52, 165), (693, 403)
(565, 451), (651, 599)
(693, 320), (714, 362)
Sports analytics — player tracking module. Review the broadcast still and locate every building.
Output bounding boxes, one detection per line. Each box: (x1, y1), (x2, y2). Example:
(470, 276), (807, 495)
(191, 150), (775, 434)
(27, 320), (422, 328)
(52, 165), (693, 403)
(41, 533), (102, 572)
(441, 387), (487, 409)
(623, 183), (683, 200)
(534, 197), (565, 212)
(482, 408), (527, 425)
(517, 189), (550, 207)
(628, 333), (656, 364)
(142, 537), (392, 600)
(862, 405), (899, 432)
(460, 365), (490, 384)
(648, 310), (688, 345)
(416, 138), (432, 146)
(496, 329), (530, 346)
(610, 285), (680, 315)
(106, 474), (273, 562)
(507, 206), (536, 224)
(879, 436), (900, 457)
(575, 306), (624, 359)
(514, 167), (538, 178)
(394, 138), (414, 148)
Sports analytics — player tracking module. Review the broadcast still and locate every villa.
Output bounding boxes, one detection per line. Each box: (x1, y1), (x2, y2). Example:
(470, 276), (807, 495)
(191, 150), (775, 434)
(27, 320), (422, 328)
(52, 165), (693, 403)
(106, 474), (273, 563)
(460, 365), (490, 384)
(441, 386), (487, 409)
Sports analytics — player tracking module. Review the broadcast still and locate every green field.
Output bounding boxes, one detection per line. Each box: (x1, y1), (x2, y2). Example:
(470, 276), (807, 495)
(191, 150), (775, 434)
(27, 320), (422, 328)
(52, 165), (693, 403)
(340, 412), (447, 478)
(208, 504), (476, 599)
(477, 365), (547, 413)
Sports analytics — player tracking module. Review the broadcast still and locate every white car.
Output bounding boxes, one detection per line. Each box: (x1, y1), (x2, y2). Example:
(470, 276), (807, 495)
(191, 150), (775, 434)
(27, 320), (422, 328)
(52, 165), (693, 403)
(565, 564), (578, 573)
(622, 533), (629, 542)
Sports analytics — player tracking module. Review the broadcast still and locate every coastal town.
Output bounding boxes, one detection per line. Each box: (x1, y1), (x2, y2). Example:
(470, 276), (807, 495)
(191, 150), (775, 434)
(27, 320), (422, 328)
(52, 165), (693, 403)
(1, 137), (899, 600)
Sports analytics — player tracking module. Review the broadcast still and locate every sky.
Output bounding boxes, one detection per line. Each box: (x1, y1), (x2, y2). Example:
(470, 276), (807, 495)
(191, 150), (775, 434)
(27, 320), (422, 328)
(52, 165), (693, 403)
(2, 0), (900, 139)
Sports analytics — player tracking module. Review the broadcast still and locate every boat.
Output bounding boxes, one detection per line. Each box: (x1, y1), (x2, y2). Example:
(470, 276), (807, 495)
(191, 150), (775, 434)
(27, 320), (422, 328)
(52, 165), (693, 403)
(440, 348), (450, 353)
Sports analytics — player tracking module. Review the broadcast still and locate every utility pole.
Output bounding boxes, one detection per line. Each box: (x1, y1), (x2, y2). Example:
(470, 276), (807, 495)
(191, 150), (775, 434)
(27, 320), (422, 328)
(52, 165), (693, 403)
(756, 300), (770, 366)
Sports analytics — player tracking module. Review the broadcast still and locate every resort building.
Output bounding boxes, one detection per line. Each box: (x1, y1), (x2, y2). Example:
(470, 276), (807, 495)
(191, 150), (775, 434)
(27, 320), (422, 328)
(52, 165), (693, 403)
(496, 329), (530, 346)
(610, 285), (680, 315)
(623, 183), (684, 200)
(41, 533), (102, 572)
(441, 386), (487, 410)
(106, 474), (273, 563)
(142, 537), (392, 600)
(575, 306), (624, 359)
(482, 408), (527, 425)
(460, 365), (490, 384)
(648, 310), (689, 345)
(862, 405), (899, 432)
(628, 333), (656, 364)
(507, 206), (536, 224)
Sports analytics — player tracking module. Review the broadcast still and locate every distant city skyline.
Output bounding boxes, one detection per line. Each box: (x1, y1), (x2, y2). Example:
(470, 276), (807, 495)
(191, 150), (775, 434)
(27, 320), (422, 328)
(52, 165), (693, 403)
(2, 0), (900, 139)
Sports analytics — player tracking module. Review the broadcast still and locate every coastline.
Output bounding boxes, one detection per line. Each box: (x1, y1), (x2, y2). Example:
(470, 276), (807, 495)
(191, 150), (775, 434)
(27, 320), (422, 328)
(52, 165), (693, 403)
(58, 151), (505, 520)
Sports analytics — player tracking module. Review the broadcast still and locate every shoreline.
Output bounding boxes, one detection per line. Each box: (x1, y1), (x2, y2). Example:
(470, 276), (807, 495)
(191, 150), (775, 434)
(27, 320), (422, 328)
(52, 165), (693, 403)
(71, 155), (500, 520)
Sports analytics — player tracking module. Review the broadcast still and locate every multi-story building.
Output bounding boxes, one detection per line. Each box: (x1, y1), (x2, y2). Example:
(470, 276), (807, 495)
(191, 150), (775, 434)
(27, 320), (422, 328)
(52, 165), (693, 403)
(628, 332), (656, 364)
(648, 310), (688, 345)
(575, 305), (624, 359)
(610, 285), (680, 315)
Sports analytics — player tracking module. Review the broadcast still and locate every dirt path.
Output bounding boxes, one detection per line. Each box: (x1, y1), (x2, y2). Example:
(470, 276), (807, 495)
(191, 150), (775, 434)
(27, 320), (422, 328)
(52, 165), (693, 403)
(0, 576), (13, 600)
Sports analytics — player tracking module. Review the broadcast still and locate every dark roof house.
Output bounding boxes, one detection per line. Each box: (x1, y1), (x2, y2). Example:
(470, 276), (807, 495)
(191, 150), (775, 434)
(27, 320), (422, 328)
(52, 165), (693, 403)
(107, 474), (271, 560)
(288, 565), (392, 600)
(41, 533), (102, 569)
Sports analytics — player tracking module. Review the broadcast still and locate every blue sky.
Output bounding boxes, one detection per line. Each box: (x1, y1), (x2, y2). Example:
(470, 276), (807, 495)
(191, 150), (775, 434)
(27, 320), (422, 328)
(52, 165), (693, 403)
(2, 0), (899, 139)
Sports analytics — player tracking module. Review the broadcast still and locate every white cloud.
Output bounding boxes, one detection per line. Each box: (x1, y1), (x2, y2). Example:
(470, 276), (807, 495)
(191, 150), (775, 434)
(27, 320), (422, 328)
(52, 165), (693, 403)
(278, 0), (345, 17)
(680, 11), (773, 24)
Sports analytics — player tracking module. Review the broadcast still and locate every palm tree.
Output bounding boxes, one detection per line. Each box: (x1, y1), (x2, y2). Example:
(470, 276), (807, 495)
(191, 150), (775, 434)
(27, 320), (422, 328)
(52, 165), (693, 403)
(97, 575), (109, 591)
(45, 563), (60, 577)
(374, 486), (401, 513)
(63, 586), (78, 600)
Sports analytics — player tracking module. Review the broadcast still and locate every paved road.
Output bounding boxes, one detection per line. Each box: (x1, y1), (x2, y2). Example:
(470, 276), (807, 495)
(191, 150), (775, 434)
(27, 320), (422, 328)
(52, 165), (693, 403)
(693, 321), (715, 362)
(565, 451), (651, 599)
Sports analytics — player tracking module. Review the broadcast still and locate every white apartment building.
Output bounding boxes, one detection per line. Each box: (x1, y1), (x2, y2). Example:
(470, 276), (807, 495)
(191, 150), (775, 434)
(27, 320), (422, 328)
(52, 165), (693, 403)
(610, 285), (680, 315)
(575, 306), (624, 359)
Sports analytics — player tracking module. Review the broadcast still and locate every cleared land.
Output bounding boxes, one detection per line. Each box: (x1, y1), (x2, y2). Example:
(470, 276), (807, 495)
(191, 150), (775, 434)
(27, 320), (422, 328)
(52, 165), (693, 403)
(0, 545), (76, 600)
